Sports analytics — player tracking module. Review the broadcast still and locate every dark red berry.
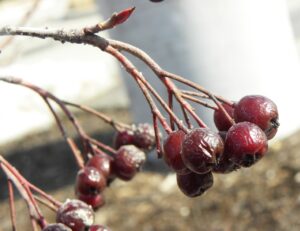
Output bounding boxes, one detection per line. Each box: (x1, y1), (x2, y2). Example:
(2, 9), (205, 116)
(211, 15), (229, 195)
(181, 128), (224, 174)
(177, 171), (213, 197)
(114, 123), (156, 151)
(42, 223), (72, 231)
(75, 167), (106, 196)
(213, 103), (235, 131)
(163, 130), (190, 175)
(56, 199), (94, 231)
(89, 225), (111, 231)
(112, 145), (146, 181)
(213, 152), (240, 174)
(86, 155), (111, 178)
(77, 193), (105, 210)
(225, 122), (268, 167)
(234, 95), (279, 139)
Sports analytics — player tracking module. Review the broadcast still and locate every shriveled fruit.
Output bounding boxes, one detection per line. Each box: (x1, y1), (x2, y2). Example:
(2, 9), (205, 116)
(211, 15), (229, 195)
(181, 128), (224, 174)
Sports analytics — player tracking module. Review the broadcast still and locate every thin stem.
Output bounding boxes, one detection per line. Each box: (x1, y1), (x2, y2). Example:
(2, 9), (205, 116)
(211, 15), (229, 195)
(167, 90), (175, 131)
(28, 183), (61, 208)
(34, 195), (58, 212)
(181, 94), (218, 110)
(62, 100), (131, 131)
(7, 179), (17, 231)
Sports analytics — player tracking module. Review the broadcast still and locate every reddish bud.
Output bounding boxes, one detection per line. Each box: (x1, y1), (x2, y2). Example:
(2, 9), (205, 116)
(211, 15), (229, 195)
(114, 7), (135, 26)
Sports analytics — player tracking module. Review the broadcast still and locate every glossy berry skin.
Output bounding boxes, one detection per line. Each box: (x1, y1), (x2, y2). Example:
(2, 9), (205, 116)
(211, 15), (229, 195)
(86, 155), (111, 178)
(225, 122), (268, 167)
(75, 167), (106, 196)
(234, 95), (279, 139)
(176, 171), (213, 197)
(89, 225), (111, 231)
(77, 193), (105, 210)
(163, 130), (191, 175)
(56, 199), (94, 231)
(112, 145), (146, 181)
(181, 128), (224, 174)
(213, 103), (235, 131)
(42, 223), (72, 231)
(114, 123), (156, 151)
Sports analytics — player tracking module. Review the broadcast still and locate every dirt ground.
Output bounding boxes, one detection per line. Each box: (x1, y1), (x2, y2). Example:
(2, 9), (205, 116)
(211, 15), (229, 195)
(0, 108), (300, 231)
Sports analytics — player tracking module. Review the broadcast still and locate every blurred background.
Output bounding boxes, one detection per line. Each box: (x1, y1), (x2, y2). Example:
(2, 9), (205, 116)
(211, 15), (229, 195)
(0, 0), (300, 230)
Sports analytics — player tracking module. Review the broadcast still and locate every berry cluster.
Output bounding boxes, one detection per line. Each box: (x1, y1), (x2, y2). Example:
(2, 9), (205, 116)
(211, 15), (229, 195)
(163, 95), (279, 197)
(74, 123), (155, 209)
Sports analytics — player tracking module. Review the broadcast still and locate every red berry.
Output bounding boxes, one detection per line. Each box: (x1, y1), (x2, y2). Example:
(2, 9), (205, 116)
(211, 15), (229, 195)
(163, 130), (190, 175)
(177, 171), (213, 197)
(114, 123), (156, 151)
(213, 103), (235, 131)
(77, 193), (105, 210)
(89, 225), (111, 231)
(181, 128), (224, 174)
(234, 95), (279, 139)
(213, 152), (239, 174)
(75, 167), (106, 195)
(112, 145), (146, 181)
(56, 199), (94, 231)
(42, 223), (72, 231)
(225, 122), (268, 167)
(86, 155), (111, 178)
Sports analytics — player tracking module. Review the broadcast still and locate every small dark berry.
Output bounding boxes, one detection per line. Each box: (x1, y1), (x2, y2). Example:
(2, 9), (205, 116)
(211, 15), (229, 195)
(225, 122), (268, 167)
(75, 167), (106, 196)
(213, 103), (235, 131)
(181, 128), (224, 174)
(112, 145), (146, 181)
(86, 154), (111, 178)
(77, 193), (105, 210)
(234, 95), (279, 139)
(42, 223), (72, 231)
(177, 171), (213, 197)
(114, 123), (156, 151)
(56, 199), (94, 231)
(163, 130), (190, 175)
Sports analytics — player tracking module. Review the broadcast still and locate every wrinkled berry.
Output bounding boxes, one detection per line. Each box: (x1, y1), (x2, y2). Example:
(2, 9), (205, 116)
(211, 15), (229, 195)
(181, 128), (224, 174)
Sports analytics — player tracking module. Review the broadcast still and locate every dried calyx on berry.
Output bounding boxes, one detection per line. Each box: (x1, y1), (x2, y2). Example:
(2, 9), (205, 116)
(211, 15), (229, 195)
(114, 123), (156, 151)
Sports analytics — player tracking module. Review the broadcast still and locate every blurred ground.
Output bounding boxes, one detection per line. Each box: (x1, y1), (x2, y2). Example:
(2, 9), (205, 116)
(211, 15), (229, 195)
(0, 107), (299, 231)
